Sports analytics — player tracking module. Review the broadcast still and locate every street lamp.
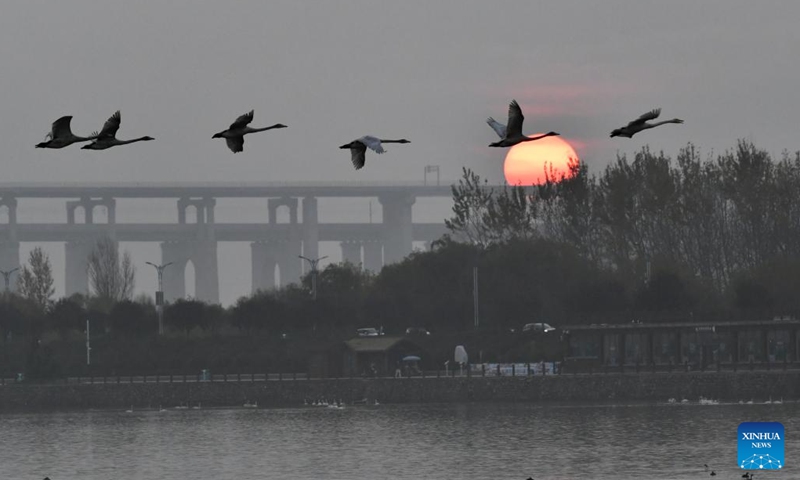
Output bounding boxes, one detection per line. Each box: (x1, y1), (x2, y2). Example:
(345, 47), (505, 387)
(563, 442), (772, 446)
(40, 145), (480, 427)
(0, 267), (19, 292)
(86, 318), (91, 366)
(298, 255), (328, 300)
(146, 261), (173, 335)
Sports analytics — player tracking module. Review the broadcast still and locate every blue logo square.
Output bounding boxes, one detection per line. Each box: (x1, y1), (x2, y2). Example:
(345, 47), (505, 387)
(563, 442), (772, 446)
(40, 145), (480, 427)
(738, 422), (784, 470)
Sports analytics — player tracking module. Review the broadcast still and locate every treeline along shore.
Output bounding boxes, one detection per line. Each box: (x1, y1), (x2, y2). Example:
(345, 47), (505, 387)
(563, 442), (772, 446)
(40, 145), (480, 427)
(3, 141), (800, 386)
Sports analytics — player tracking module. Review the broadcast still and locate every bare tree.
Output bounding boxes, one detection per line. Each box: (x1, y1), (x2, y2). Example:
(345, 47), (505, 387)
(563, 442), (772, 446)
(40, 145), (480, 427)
(16, 247), (55, 311)
(445, 168), (495, 246)
(88, 237), (135, 302)
(446, 167), (542, 246)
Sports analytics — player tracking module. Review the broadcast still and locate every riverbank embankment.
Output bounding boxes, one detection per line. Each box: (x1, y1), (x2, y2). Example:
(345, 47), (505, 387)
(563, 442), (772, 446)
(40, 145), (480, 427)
(1, 370), (797, 412)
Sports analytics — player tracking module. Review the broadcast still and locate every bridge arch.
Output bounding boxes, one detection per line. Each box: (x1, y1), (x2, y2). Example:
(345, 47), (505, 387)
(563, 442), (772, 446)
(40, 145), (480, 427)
(66, 197), (115, 225)
(268, 197), (298, 224)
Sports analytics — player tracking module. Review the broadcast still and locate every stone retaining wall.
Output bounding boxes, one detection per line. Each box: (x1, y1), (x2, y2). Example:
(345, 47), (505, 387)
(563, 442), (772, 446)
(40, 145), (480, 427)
(1, 371), (797, 412)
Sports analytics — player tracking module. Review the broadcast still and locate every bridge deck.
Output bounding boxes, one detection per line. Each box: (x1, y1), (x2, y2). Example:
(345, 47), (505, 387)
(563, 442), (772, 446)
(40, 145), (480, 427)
(0, 223), (448, 242)
(0, 182), (459, 198)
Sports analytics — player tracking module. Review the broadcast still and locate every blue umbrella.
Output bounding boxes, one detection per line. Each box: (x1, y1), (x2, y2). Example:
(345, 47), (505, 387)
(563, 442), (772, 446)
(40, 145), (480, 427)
(402, 355), (421, 362)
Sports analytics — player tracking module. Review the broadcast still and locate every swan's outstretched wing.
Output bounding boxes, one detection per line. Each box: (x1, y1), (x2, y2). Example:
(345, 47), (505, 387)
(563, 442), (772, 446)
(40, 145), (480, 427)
(628, 108), (661, 127)
(350, 143), (367, 170)
(486, 117), (506, 138)
(51, 116), (73, 139)
(359, 135), (385, 154)
(229, 110), (254, 130)
(97, 111), (121, 138)
(226, 136), (244, 153)
(505, 100), (524, 138)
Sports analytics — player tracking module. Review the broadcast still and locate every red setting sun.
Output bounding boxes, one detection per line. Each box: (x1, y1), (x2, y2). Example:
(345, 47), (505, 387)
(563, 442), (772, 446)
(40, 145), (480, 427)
(503, 135), (579, 186)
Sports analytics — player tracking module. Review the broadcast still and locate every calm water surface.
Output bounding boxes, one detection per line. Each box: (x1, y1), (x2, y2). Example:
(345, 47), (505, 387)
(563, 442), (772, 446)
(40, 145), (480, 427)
(1, 401), (797, 480)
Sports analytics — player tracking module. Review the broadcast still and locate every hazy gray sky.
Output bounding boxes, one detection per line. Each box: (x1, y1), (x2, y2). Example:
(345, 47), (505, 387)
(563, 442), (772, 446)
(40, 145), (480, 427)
(2, 1), (799, 304)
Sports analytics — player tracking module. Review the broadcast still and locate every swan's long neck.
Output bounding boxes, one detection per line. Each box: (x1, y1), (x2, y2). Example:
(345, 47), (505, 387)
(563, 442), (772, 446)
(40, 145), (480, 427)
(250, 124), (284, 133)
(520, 133), (556, 142)
(119, 137), (152, 145)
(379, 139), (407, 143)
(650, 119), (682, 127)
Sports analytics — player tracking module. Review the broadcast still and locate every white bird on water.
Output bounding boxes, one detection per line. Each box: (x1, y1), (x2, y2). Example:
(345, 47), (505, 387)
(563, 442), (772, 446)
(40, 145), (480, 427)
(212, 109), (287, 153)
(486, 100), (559, 148)
(609, 108), (683, 138)
(339, 136), (410, 170)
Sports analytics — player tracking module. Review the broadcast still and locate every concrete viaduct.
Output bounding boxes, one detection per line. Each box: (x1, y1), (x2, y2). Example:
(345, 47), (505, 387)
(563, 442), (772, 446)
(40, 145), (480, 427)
(0, 183), (453, 304)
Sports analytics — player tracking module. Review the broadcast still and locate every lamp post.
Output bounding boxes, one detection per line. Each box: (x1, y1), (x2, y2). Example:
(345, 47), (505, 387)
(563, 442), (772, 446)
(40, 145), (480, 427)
(146, 261), (173, 335)
(299, 255), (328, 300)
(0, 267), (19, 292)
(86, 318), (91, 366)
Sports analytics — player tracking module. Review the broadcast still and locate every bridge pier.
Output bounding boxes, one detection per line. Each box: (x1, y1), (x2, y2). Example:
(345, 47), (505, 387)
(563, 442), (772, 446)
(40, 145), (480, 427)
(161, 241), (187, 302)
(280, 236), (302, 286)
(251, 241), (278, 292)
(161, 240), (219, 303)
(340, 240), (362, 267)
(65, 240), (94, 297)
(379, 193), (416, 264)
(264, 197), (303, 286)
(301, 197), (319, 274)
(193, 240), (219, 304)
(251, 237), (302, 291)
(0, 197), (20, 291)
(363, 240), (383, 273)
(162, 198), (220, 304)
(0, 241), (20, 292)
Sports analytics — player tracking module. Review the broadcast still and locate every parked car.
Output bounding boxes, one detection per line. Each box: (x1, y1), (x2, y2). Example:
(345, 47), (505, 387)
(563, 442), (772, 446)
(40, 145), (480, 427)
(357, 327), (383, 337)
(405, 327), (431, 336)
(522, 322), (556, 334)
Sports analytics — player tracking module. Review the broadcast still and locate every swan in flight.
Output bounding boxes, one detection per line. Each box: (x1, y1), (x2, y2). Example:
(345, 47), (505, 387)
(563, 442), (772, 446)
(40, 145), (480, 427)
(81, 111), (154, 150)
(35, 116), (98, 149)
(212, 110), (287, 153)
(487, 100), (559, 147)
(610, 108), (683, 138)
(339, 135), (410, 170)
